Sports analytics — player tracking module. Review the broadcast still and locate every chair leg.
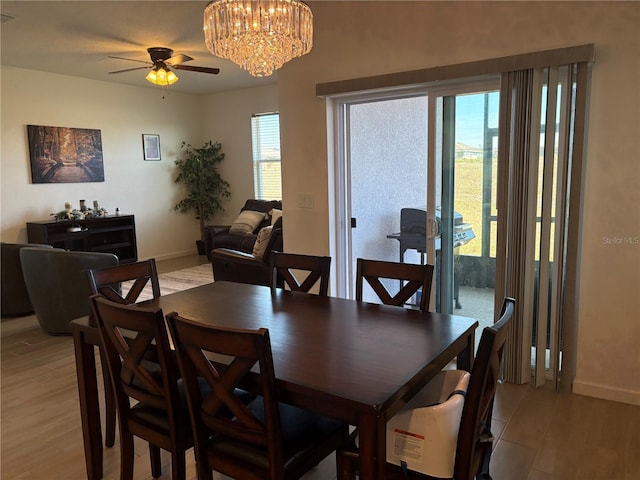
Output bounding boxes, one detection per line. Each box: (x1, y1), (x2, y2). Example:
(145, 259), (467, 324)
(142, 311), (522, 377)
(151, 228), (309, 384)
(98, 346), (116, 447)
(336, 450), (357, 480)
(149, 444), (162, 478)
(196, 459), (213, 480)
(477, 441), (493, 480)
(171, 449), (186, 480)
(119, 432), (135, 480)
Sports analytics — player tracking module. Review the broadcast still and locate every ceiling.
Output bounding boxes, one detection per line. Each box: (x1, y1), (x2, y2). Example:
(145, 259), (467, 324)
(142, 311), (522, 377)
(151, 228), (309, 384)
(0, 1), (277, 95)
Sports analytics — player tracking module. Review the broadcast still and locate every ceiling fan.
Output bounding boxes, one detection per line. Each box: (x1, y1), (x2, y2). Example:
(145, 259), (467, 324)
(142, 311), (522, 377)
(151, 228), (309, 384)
(109, 47), (220, 85)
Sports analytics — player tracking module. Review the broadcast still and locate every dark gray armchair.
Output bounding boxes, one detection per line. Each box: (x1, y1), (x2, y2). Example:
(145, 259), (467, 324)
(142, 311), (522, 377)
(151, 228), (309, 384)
(1, 242), (52, 317)
(20, 247), (119, 335)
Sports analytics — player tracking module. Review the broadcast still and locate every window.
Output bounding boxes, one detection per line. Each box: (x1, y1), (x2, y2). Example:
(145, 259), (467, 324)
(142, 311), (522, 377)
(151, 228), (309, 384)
(251, 112), (282, 200)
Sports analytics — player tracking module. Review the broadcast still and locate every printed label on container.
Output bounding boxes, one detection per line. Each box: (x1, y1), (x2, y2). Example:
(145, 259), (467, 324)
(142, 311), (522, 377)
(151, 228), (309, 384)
(392, 428), (425, 461)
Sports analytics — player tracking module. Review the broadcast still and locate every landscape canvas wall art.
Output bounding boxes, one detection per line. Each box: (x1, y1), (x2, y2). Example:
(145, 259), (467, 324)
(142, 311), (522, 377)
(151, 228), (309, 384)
(27, 125), (105, 183)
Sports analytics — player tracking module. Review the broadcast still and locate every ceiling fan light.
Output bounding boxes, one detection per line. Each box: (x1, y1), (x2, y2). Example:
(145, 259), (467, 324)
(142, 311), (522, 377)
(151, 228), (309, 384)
(145, 69), (158, 84)
(166, 70), (179, 85)
(146, 66), (179, 86)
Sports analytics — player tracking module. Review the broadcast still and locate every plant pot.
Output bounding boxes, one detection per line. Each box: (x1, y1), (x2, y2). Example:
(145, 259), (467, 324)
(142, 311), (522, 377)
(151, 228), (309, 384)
(196, 240), (206, 256)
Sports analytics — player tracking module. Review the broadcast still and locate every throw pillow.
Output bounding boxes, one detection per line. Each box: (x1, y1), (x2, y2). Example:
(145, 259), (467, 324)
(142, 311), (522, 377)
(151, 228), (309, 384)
(229, 210), (266, 234)
(270, 208), (282, 226)
(252, 226), (273, 258)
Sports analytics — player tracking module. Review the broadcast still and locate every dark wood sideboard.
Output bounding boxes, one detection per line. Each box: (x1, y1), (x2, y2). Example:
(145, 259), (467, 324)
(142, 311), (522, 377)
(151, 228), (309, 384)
(26, 215), (138, 264)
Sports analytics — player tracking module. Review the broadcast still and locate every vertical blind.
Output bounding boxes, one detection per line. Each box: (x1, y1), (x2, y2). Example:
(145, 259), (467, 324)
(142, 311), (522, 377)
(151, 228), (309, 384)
(251, 112), (282, 200)
(496, 61), (591, 390)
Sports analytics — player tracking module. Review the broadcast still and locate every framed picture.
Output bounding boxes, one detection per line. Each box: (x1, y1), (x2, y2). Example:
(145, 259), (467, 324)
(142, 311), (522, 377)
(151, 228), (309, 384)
(142, 134), (161, 161)
(26, 125), (105, 183)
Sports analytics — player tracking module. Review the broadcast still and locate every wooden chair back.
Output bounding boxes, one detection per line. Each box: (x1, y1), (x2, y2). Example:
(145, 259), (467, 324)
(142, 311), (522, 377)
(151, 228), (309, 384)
(167, 312), (348, 480)
(88, 258), (160, 304)
(453, 296), (515, 480)
(270, 252), (331, 296)
(167, 314), (284, 477)
(90, 295), (191, 479)
(355, 258), (434, 311)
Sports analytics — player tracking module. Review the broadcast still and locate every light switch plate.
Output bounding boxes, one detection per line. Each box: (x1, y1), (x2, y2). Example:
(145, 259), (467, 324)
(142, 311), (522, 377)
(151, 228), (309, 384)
(297, 193), (314, 209)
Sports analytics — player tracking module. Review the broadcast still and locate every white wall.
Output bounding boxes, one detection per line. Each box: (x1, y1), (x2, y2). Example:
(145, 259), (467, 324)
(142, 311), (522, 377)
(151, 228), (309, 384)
(0, 67), (275, 260)
(277, 1), (640, 404)
(201, 85), (279, 224)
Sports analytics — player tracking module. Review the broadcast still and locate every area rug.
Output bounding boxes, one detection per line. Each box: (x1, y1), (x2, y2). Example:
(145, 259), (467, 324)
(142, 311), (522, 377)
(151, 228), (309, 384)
(157, 263), (213, 295)
(134, 263), (214, 301)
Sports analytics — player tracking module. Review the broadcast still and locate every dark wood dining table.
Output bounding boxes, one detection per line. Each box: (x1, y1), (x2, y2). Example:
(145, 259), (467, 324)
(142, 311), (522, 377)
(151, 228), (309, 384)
(72, 281), (477, 480)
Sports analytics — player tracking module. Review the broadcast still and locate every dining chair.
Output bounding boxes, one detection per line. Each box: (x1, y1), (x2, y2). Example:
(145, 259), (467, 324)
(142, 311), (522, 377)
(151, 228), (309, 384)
(90, 295), (192, 480)
(166, 312), (350, 480)
(87, 258), (161, 449)
(336, 296), (516, 480)
(355, 258), (434, 311)
(87, 258), (161, 305)
(269, 252), (332, 296)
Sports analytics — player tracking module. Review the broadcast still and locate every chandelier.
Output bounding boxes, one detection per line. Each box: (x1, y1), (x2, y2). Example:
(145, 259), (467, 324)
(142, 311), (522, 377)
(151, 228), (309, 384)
(203, 0), (313, 77)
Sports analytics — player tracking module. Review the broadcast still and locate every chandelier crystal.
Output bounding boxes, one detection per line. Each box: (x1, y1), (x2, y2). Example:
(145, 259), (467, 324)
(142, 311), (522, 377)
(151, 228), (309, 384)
(203, 0), (313, 77)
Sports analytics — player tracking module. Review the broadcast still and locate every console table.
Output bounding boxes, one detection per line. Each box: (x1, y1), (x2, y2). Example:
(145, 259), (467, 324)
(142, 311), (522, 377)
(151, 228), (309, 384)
(26, 215), (137, 263)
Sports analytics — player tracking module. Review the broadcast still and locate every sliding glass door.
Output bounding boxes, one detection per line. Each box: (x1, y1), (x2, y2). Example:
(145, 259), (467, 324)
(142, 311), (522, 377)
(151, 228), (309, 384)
(331, 79), (500, 341)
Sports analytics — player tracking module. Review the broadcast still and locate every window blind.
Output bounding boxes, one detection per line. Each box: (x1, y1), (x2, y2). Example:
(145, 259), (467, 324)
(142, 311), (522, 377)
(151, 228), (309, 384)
(251, 113), (282, 200)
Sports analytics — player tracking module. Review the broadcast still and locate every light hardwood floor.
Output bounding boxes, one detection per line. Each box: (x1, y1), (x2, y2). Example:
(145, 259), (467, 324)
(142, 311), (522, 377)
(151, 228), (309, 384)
(1, 255), (638, 479)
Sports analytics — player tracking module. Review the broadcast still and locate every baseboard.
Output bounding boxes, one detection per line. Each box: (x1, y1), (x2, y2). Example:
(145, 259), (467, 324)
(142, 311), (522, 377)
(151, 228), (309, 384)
(573, 378), (640, 406)
(142, 249), (200, 262)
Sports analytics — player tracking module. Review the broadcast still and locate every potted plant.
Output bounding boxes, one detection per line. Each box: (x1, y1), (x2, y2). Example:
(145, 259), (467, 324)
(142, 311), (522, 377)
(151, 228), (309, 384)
(174, 140), (231, 255)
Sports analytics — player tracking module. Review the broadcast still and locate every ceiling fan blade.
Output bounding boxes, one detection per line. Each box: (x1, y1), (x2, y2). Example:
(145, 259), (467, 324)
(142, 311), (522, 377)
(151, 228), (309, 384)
(109, 66), (150, 74)
(108, 55), (151, 65)
(166, 54), (194, 66)
(174, 64), (220, 75)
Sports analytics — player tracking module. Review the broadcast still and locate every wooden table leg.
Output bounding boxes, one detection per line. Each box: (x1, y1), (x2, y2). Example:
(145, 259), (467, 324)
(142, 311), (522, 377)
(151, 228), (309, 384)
(357, 417), (376, 480)
(72, 326), (103, 480)
(457, 329), (475, 371)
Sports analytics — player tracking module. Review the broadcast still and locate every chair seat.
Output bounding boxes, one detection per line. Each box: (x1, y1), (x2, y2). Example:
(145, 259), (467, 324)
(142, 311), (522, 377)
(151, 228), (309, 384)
(130, 402), (175, 433)
(249, 401), (345, 448)
(206, 401), (346, 473)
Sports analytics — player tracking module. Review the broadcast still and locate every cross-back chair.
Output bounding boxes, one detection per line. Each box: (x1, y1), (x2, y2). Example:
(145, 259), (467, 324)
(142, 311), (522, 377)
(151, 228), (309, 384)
(166, 312), (349, 480)
(355, 258), (434, 311)
(87, 258), (160, 305)
(269, 252), (332, 296)
(336, 297), (516, 480)
(87, 258), (161, 449)
(90, 295), (192, 480)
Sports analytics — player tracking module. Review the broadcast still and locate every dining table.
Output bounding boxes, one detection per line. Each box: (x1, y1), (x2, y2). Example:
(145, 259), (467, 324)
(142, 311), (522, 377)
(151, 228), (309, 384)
(71, 280), (478, 480)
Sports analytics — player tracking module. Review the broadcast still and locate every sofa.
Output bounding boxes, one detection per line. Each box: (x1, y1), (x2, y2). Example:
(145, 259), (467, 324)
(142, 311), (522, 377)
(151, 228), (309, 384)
(202, 199), (282, 259)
